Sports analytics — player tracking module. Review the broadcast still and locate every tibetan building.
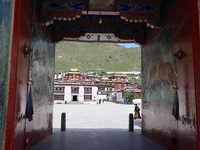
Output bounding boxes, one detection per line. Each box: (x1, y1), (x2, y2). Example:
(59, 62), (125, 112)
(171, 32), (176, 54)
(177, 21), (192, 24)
(65, 69), (84, 81)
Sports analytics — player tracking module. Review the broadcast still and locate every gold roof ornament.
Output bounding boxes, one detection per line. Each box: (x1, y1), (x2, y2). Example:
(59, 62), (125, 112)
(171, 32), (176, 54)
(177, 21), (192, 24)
(70, 69), (78, 71)
(68, 68), (80, 74)
(102, 76), (109, 81)
(113, 72), (124, 76)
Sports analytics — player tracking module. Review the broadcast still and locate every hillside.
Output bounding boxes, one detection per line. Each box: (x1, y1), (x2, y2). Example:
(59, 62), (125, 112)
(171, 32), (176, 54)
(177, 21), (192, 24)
(55, 42), (141, 72)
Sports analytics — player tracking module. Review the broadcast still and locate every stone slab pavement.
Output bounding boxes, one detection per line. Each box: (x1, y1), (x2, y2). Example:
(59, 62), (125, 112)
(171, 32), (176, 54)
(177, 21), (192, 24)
(31, 101), (165, 150)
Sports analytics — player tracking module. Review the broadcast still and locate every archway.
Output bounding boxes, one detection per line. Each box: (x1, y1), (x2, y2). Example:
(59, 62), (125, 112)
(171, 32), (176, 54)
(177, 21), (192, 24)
(2, 0), (200, 150)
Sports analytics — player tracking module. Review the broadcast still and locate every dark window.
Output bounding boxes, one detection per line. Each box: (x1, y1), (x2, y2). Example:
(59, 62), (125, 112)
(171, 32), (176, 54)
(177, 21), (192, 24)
(108, 88), (112, 91)
(98, 86), (105, 90)
(54, 95), (64, 100)
(71, 87), (79, 94)
(84, 95), (92, 100)
(84, 87), (92, 94)
(54, 87), (64, 93)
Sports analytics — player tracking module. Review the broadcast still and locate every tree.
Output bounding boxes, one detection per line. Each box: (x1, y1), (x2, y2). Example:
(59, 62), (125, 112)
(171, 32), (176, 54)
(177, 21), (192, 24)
(124, 91), (138, 104)
(98, 71), (107, 76)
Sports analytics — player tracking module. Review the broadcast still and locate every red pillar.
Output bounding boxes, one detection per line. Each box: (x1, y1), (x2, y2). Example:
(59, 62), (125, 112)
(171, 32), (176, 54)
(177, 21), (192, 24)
(190, 0), (200, 149)
(5, 0), (33, 149)
(4, 0), (22, 149)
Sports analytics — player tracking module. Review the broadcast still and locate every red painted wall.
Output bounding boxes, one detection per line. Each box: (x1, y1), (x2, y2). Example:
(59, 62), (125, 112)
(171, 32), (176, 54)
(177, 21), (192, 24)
(5, 0), (55, 149)
(5, 0), (32, 149)
(172, 1), (196, 149)
(142, 0), (199, 149)
(191, 1), (200, 150)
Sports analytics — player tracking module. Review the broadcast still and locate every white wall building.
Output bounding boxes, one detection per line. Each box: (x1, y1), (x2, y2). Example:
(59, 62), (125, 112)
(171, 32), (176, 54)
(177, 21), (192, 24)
(96, 93), (107, 101)
(54, 84), (98, 103)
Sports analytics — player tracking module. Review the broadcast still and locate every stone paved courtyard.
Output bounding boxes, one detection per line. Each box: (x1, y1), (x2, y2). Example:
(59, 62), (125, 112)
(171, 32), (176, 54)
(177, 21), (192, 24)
(53, 101), (141, 133)
(31, 102), (165, 150)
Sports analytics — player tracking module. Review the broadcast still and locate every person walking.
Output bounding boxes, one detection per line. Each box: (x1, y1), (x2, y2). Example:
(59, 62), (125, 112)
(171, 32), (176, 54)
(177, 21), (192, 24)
(134, 104), (141, 119)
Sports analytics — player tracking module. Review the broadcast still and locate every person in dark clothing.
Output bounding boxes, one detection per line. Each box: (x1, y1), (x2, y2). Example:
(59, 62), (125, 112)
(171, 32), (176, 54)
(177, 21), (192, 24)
(134, 104), (141, 119)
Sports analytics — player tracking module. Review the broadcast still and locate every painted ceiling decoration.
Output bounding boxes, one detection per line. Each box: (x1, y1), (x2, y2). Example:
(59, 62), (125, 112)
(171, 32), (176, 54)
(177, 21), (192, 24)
(62, 33), (138, 43)
(39, 0), (165, 44)
(88, 0), (115, 11)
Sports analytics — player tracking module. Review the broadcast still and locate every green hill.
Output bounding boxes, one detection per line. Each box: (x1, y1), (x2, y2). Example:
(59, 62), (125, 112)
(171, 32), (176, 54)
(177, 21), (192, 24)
(55, 41), (141, 72)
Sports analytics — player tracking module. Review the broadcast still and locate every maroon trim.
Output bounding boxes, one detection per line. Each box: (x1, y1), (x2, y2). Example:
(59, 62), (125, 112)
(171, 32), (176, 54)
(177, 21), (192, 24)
(5, 0), (22, 149)
(190, 0), (200, 149)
